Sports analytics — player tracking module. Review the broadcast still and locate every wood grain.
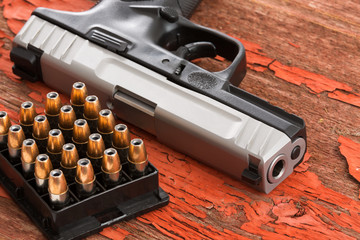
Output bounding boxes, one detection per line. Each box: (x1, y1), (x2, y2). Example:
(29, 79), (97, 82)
(0, 0), (359, 239)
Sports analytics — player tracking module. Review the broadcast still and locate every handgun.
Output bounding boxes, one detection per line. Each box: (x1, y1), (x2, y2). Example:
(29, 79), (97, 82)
(10, 0), (306, 193)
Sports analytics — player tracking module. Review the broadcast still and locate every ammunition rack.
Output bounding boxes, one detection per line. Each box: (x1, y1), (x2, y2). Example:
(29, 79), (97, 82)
(0, 95), (169, 239)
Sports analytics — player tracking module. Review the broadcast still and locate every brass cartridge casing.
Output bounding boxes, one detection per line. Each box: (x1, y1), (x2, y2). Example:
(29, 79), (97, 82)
(45, 92), (61, 129)
(112, 124), (131, 163)
(60, 143), (79, 181)
(8, 125), (25, 160)
(71, 82), (88, 119)
(128, 138), (148, 176)
(102, 148), (122, 186)
(0, 111), (11, 149)
(20, 101), (37, 138)
(48, 169), (69, 208)
(47, 129), (65, 168)
(87, 133), (105, 170)
(76, 158), (96, 197)
(84, 95), (101, 133)
(97, 109), (115, 148)
(34, 154), (53, 192)
(72, 119), (91, 158)
(21, 139), (39, 177)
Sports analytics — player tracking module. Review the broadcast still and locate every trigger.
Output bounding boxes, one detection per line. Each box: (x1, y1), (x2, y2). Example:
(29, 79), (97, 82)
(175, 42), (217, 61)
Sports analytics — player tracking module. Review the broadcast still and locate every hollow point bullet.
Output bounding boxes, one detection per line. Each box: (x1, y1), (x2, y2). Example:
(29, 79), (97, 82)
(21, 139), (39, 178)
(97, 109), (115, 149)
(128, 139), (149, 177)
(45, 92), (61, 129)
(48, 169), (69, 209)
(76, 158), (96, 198)
(71, 82), (88, 119)
(33, 115), (50, 153)
(19, 101), (37, 138)
(47, 129), (65, 168)
(72, 119), (90, 158)
(8, 125), (25, 162)
(35, 154), (53, 193)
(0, 111), (11, 150)
(112, 124), (131, 163)
(83, 95), (101, 133)
(86, 133), (105, 171)
(58, 105), (76, 143)
(102, 148), (122, 187)
(60, 143), (78, 182)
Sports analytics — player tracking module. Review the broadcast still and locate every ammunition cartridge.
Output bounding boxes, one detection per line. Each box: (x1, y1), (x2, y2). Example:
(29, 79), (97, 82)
(0, 111), (11, 150)
(97, 109), (115, 149)
(83, 95), (101, 133)
(60, 143), (78, 182)
(19, 101), (37, 138)
(112, 124), (130, 163)
(128, 138), (148, 178)
(32, 115), (50, 153)
(47, 129), (65, 168)
(45, 92), (61, 129)
(70, 82), (88, 119)
(21, 139), (39, 178)
(86, 133), (105, 171)
(48, 169), (69, 209)
(58, 105), (76, 143)
(72, 119), (90, 158)
(75, 158), (96, 198)
(102, 148), (122, 187)
(34, 154), (53, 193)
(8, 125), (25, 162)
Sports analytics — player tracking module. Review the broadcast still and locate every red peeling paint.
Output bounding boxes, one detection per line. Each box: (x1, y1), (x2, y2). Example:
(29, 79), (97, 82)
(214, 55), (225, 62)
(6, 18), (25, 34)
(269, 60), (353, 93)
(328, 91), (360, 108)
(338, 136), (360, 185)
(288, 42), (300, 48)
(28, 92), (43, 103)
(0, 186), (10, 199)
(100, 227), (130, 240)
(294, 152), (311, 173)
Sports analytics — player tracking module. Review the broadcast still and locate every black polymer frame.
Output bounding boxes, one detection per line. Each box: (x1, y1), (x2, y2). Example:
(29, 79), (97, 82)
(0, 149), (169, 240)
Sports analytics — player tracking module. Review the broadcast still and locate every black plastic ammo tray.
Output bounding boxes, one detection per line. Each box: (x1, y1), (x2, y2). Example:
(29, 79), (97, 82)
(0, 144), (169, 239)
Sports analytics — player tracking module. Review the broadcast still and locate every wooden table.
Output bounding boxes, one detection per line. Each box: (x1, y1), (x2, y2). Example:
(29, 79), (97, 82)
(1, 0), (360, 239)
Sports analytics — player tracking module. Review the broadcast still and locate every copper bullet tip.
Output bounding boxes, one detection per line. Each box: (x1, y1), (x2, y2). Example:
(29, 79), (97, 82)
(73, 119), (91, 143)
(87, 133), (105, 158)
(61, 143), (79, 169)
(45, 92), (61, 116)
(128, 139), (148, 164)
(48, 169), (68, 195)
(97, 109), (116, 134)
(20, 101), (37, 125)
(76, 158), (95, 184)
(84, 95), (101, 120)
(113, 124), (131, 149)
(33, 115), (50, 139)
(8, 125), (25, 149)
(71, 82), (88, 106)
(35, 154), (53, 179)
(0, 111), (11, 135)
(59, 105), (76, 130)
(47, 129), (65, 154)
(102, 148), (121, 173)
(21, 139), (39, 164)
